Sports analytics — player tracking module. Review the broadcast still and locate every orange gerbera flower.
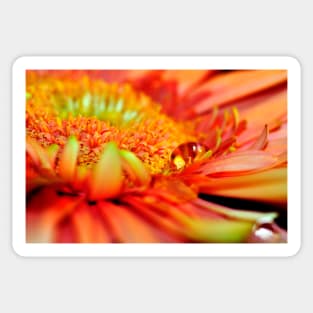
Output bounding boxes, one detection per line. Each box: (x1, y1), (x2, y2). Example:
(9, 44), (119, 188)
(26, 69), (287, 243)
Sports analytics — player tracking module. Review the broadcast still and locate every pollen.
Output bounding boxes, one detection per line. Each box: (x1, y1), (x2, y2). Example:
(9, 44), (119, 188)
(26, 74), (196, 174)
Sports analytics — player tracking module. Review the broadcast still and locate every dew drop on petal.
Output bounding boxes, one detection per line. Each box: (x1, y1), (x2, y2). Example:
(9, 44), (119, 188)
(170, 142), (207, 170)
(248, 222), (287, 243)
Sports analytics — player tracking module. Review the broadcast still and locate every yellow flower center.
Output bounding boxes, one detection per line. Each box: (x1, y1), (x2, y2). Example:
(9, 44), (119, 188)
(26, 75), (196, 174)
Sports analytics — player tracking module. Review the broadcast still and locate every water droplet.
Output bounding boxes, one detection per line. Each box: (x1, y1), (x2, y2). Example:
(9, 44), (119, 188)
(249, 222), (287, 243)
(170, 142), (207, 170)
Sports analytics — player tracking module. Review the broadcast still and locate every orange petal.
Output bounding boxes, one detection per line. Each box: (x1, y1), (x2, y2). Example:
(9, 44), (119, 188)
(184, 217), (254, 243)
(198, 168), (287, 206)
(72, 165), (89, 190)
(123, 195), (186, 242)
(26, 187), (82, 243)
(189, 70), (287, 115)
(58, 136), (79, 181)
(152, 178), (198, 203)
(194, 198), (278, 223)
(88, 142), (123, 200)
(236, 87), (287, 145)
(124, 70), (163, 82)
(162, 70), (213, 96)
(99, 202), (161, 243)
(46, 144), (59, 167)
(237, 86), (286, 124)
(71, 203), (111, 243)
(185, 150), (277, 176)
(249, 125), (269, 150)
(265, 138), (287, 156)
(54, 218), (77, 243)
(26, 137), (52, 170)
(120, 149), (151, 186)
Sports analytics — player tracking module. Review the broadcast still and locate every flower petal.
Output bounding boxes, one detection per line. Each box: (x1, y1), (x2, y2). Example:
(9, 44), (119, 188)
(58, 136), (79, 181)
(26, 187), (83, 243)
(265, 138), (287, 156)
(198, 168), (287, 206)
(194, 198), (278, 223)
(238, 86), (287, 128)
(247, 223), (287, 243)
(162, 70), (213, 96)
(88, 142), (123, 200)
(46, 144), (60, 167)
(99, 202), (162, 243)
(185, 218), (254, 243)
(122, 195), (187, 242)
(187, 70), (287, 116)
(26, 137), (52, 170)
(236, 87), (287, 146)
(120, 149), (151, 186)
(249, 125), (269, 150)
(71, 203), (111, 243)
(185, 150), (278, 176)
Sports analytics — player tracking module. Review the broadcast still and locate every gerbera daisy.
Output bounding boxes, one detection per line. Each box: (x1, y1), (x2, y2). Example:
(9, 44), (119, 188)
(25, 69), (287, 243)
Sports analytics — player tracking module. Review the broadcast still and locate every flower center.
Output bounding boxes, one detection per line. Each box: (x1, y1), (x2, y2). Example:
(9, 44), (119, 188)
(26, 75), (197, 174)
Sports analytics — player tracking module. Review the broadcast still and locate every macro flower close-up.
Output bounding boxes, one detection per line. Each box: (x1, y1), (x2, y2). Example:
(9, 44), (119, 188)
(25, 68), (288, 243)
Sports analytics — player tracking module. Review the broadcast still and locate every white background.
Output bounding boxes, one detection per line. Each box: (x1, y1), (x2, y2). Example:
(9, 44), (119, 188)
(1, 1), (311, 312)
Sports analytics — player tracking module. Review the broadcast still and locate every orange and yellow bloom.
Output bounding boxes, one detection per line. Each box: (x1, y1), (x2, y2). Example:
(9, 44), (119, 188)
(26, 69), (287, 243)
